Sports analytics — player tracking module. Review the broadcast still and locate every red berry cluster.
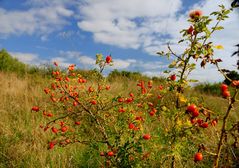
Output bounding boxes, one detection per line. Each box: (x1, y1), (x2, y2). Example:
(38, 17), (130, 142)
(220, 83), (230, 98)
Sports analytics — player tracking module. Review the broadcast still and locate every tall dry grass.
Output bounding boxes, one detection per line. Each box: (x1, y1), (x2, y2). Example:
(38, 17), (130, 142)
(0, 73), (91, 168)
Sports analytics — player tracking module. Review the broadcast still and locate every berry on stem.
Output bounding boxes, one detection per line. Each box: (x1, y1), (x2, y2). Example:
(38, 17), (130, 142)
(194, 152), (203, 162)
(106, 55), (112, 64)
(170, 74), (176, 81)
(143, 134), (151, 140)
(107, 151), (114, 156)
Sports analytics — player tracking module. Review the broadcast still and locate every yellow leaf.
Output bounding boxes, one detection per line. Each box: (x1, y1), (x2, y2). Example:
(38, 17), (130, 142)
(179, 95), (187, 103)
(214, 45), (224, 50)
(177, 119), (182, 126)
(161, 106), (167, 111)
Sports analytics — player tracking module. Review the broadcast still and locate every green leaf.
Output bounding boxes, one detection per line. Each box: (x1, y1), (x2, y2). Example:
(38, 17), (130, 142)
(188, 79), (198, 83)
(223, 10), (230, 15)
(95, 53), (103, 64)
(168, 61), (177, 68)
(163, 70), (171, 74)
(136, 145), (143, 153)
(166, 52), (171, 59)
(212, 26), (224, 31)
(178, 39), (184, 43)
(156, 51), (164, 56)
(210, 11), (218, 16)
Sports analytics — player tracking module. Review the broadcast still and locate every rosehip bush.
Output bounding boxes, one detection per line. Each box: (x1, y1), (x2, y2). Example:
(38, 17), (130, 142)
(157, 4), (238, 168)
(32, 5), (239, 168)
(33, 53), (168, 167)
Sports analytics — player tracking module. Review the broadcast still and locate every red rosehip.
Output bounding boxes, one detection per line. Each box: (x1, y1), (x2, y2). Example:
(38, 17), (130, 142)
(47, 113), (53, 117)
(194, 152), (203, 162)
(82, 79), (87, 83)
(44, 88), (50, 94)
(98, 85), (103, 91)
(106, 55), (112, 64)
(32, 106), (40, 112)
(44, 126), (50, 131)
(148, 102), (154, 107)
(105, 85), (110, 90)
(197, 119), (203, 125)
(100, 152), (105, 156)
(152, 108), (157, 113)
(231, 80), (239, 88)
(187, 104), (197, 113)
(143, 134), (151, 140)
(107, 151), (114, 156)
(194, 10), (203, 17)
(126, 97), (133, 103)
(65, 139), (71, 143)
(68, 64), (75, 71)
(61, 126), (68, 132)
(60, 121), (65, 126)
(75, 121), (81, 125)
(118, 107), (126, 113)
(148, 80), (153, 88)
(191, 109), (199, 118)
(222, 90), (230, 98)
(73, 101), (78, 106)
(200, 122), (208, 128)
(55, 71), (60, 75)
(88, 86), (94, 92)
(137, 103), (143, 108)
(90, 100), (97, 105)
(53, 61), (58, 66)
(49, 142), (55, 150)
(187, 104), (199, 117)
(191, 118), (196, 124)
(189, 10), (203, 19)
(141, 88), (147, 94)
(158, 85), (164, 90)
(149, 111), (155, 116)
(135, 116), (143, 121)
(118, 97), (124, 102)
(170, 74), (176, 81)
(220, 84), (228, 92)
(51, 127), (58, 133)
(65, 77), (70, 82)
(128, 123), (135, 129)
(211, 120), (217, 126)
(187, 26), (194, 35)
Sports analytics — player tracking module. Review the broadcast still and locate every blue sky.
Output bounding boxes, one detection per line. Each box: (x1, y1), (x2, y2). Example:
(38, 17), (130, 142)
(0, 0), (238, 82)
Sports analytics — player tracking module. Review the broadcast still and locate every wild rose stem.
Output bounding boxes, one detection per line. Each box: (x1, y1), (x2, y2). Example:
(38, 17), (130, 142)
(213, 89), (238, 168)
(60, 81), (112, 147)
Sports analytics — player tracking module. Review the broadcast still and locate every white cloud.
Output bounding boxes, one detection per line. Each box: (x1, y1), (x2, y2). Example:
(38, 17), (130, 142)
(111, 59), (136, 69)
(0, 3), (74, 38)
(132, 61), (168, 70)
(50, 57), (72, 68)
(59, 50), (82, 58)
(142, 71), (166, 78)
(77, 0), (183, 51)
(78, 56), (95, 66)
(57, 50), (96, 69)
(57, 30), (85, 39)
(10, 52), (41, 65)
